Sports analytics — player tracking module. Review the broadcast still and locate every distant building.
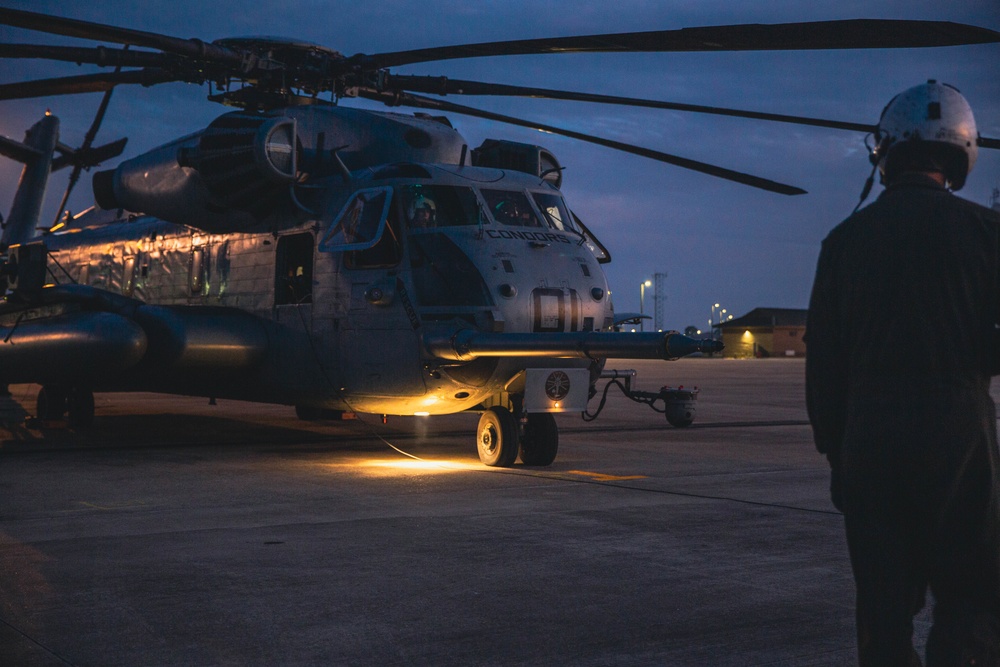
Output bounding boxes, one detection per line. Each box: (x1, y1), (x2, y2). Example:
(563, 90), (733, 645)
(716, 307), (807, 358)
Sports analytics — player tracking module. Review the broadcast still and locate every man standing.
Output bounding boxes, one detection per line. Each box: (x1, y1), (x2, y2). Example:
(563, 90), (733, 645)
(806, 81), (1000, 665)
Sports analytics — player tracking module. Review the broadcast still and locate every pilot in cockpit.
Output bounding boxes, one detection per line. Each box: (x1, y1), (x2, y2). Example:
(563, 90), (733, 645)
(408, 195), (437, 230)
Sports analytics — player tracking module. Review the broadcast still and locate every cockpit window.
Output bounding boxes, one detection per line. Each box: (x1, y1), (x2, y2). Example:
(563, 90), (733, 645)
(531, 192), (581, 233)
(481, 189), (543, 228)
(319, 187), (392, 252)
(401, 184), (480, 231)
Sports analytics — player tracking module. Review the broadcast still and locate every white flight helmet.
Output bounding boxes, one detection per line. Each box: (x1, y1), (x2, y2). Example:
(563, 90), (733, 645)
(870, 80), (978, 190)
(408, 194), (436, 220)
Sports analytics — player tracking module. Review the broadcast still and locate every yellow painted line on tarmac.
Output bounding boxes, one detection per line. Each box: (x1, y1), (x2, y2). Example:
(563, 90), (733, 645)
(566, 470), (647, 482)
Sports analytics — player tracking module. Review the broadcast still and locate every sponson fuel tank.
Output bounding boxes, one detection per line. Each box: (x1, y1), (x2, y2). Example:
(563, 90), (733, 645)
(0, 311), (147, 385)
(0, 288), (270, 385)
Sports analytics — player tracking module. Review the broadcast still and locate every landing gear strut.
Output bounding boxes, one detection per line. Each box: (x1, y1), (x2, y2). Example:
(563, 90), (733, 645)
(36, 384), (95, 426)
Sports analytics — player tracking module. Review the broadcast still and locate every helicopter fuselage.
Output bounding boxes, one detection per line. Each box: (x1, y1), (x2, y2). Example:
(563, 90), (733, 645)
(37, 164), (613, 416)
(1, 106), (720, 466)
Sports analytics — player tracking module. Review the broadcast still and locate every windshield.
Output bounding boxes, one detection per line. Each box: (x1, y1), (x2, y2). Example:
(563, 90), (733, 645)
(481, 189), (543, 228)
(401, 184), (480, 231)
(319, 187), (392, 252)
(531, 192), (581, 234)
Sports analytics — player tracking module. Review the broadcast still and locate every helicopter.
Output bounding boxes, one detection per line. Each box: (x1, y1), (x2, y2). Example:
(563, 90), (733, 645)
(0, 7), (998, 467)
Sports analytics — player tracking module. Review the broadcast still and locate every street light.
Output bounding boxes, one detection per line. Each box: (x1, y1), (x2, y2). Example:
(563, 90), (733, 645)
(639, 279), (652, 331)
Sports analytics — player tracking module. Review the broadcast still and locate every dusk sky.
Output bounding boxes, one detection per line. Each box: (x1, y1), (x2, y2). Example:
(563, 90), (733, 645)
(1, 0), (998, 332)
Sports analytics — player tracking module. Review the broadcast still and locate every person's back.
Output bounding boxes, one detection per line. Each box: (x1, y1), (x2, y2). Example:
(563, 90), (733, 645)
(806, 81), (1000, 666)
(818, 175), (1000, 390)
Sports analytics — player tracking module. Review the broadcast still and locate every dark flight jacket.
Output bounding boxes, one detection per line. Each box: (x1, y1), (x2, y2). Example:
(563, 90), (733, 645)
(806, 175), (1000, 664)
(807, 174), (1000, 474)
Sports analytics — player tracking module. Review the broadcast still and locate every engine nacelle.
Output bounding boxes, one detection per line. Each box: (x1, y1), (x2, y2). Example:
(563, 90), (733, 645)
(177, 113), (297, 208)
(92, 106), (471, 232)
(94, 113), (298, 233)
(472, 139), (562, 188)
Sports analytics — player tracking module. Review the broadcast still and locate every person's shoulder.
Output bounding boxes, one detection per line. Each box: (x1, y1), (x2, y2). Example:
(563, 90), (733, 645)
(950, 193), (1000, 222)
(822, 205), (872, 245)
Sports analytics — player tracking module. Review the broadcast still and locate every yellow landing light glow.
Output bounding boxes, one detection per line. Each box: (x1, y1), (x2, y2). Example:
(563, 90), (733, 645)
(339, 458), (479, 477)
(742, 330), (754, 339)
(413, 412), (430, 417)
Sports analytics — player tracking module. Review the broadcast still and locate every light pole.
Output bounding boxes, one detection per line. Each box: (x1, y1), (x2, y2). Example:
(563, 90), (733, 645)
(711, 303), (720, 340)
(639, 279), (651, 331)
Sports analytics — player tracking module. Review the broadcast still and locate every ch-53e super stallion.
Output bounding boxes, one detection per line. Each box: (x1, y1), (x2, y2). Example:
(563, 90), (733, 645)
(0, 8), (998, 466)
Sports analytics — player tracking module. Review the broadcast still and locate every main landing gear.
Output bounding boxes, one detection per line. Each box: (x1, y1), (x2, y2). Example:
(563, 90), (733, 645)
(476, 406), (558, 468)
(36, 384), (95, 426)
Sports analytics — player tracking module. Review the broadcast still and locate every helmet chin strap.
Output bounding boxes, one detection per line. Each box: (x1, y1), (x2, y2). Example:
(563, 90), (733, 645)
(852, 162), (878, 214)
(853, 132), (880, 214)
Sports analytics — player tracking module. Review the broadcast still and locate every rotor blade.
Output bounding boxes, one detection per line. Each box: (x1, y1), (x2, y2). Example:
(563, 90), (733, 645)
(51, 83), (118, 227)
(390, 76), (1000, 147)
(0, 134), (42, 164)
(357, 89), (806, 195)
(357, 19), (1000, 69)
(51, 138), (127, 172)
(385, 75), (874, 133)
(51, 165), (82, 228)
(0, 70), (177, 101)
(0, 8), (245, 68)
(0, 43), (175, 68)
(980, 137), (1000, 151)
(81, 80), (116, 153)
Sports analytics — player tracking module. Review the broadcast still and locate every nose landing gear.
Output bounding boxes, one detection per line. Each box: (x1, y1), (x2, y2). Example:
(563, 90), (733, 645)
(477, 406), (560, 468)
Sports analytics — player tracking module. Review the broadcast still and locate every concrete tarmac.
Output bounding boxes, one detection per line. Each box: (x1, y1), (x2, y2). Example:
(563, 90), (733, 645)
(0, 358), (971, 666)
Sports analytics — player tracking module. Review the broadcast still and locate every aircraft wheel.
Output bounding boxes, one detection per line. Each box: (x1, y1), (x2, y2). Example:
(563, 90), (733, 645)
(477, 406), (519, 467)
(36, 385), (67, 420)
(295, 405), (322, 421)
(67, 387), (95, 427)
(519, 413), (559, 466)
(666, 413), (694, 428)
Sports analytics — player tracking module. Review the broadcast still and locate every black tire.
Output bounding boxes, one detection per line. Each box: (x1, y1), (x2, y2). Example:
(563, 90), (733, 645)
(36, 385), (67, 420)
(67, 387), (95, 427)
(665, 405), (695, 428)
(519, 413), (559, 466)
(295, 405), (322, 421)
(477, 406), (519, 467)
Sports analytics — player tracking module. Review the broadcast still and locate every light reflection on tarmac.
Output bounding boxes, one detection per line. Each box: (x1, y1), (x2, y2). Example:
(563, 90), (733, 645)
(3, 359), (978, 666)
